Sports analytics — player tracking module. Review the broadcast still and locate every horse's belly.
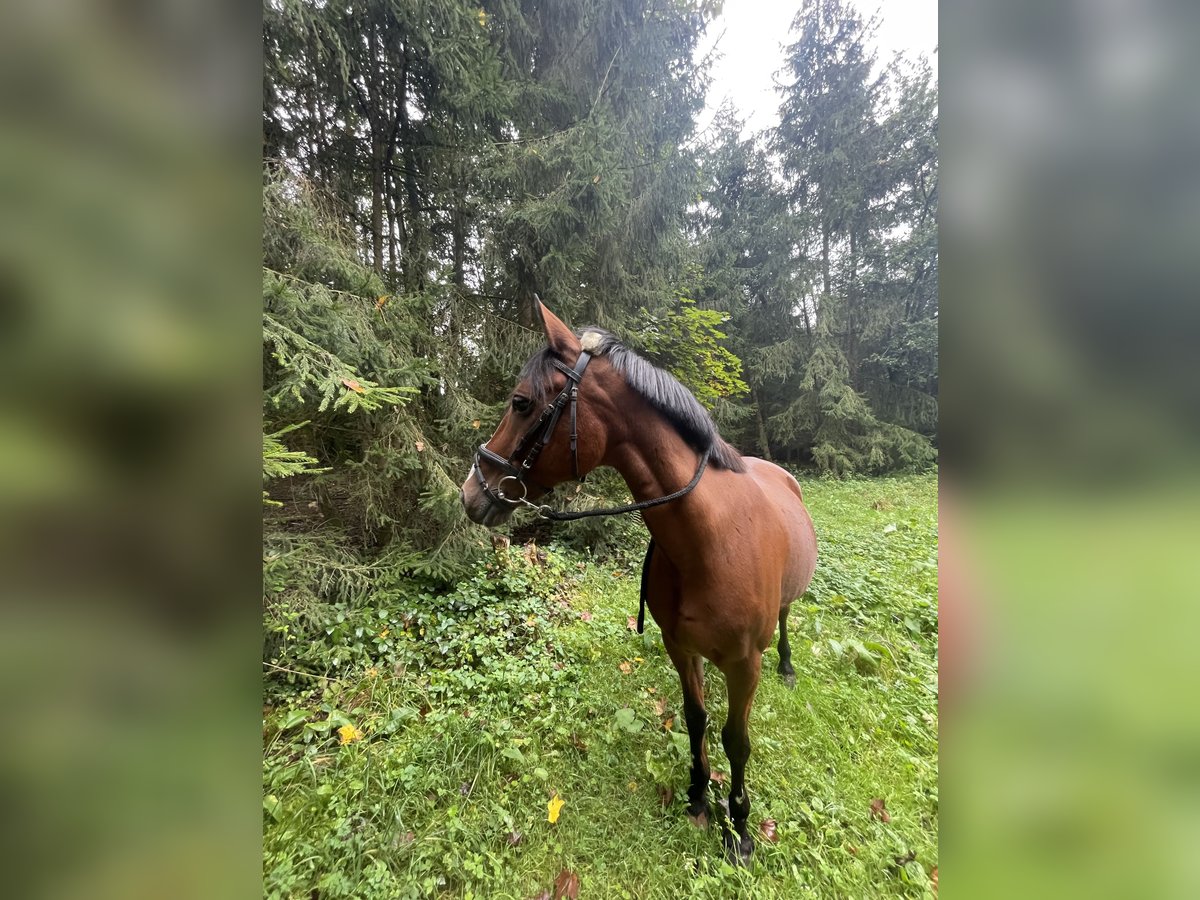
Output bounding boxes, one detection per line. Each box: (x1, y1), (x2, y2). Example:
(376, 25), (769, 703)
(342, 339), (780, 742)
(779, 500), (818, 602)
(744, 459), (818, 604)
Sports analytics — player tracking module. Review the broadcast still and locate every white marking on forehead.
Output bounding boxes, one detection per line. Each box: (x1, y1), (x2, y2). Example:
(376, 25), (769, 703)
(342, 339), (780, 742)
(580, 331), (604, 353)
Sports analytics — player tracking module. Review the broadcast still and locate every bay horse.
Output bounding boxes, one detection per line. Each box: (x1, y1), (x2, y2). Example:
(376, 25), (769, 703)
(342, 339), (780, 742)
(460, 301), (817, 864)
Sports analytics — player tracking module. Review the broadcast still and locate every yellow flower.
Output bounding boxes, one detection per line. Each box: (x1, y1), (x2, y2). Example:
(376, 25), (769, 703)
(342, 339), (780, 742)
(547, 793), (564, 824)
(338, 724), (364, 745)
(365, 667), (379, 679)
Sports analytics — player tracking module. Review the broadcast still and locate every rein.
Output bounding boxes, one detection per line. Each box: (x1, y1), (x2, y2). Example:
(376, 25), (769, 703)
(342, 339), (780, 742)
(529, 449), (709, 521)
(471, 348), (711, 521)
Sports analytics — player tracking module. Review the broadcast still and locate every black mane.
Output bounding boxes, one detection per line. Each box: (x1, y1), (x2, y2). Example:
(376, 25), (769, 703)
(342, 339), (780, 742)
(518, 327), (746, 473)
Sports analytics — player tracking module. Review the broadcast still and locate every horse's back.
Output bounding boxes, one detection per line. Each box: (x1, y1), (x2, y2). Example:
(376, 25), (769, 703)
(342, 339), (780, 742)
(741, 457), (818, 604)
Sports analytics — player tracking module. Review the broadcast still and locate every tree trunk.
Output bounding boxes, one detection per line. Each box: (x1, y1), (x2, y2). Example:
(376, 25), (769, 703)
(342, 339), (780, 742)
(371, 130), (384, 275)
(847, 227), (858, 370)
(452, 162), (466, 288)
(516, 255), (538, 327)
(368, 24), (384, 275)
(397, 48), (424, 292)
(387, 173), (399, 281)
(821, 221), (830, 302)
(751, 387), (773, 461)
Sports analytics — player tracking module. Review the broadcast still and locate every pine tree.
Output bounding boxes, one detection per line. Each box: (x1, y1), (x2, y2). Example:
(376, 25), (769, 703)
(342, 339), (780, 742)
(261, 0), (940, 602)
(768, 0), (936, 472)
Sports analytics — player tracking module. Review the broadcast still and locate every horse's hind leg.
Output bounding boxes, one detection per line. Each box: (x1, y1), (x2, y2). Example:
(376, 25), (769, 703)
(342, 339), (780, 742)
(667, 646), (711, 827)
(719, 652), (762, 866)
(777, 604), (796, 688)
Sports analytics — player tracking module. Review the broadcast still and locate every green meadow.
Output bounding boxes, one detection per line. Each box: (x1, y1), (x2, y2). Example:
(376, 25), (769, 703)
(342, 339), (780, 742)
(264, 474), (938, 899)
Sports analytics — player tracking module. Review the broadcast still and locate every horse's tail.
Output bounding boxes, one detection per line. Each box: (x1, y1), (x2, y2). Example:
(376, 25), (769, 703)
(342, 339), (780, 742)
(637, 538), (656, 634)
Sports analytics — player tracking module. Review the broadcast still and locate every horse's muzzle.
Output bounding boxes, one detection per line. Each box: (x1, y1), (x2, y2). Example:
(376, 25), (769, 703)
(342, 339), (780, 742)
(460, 478), (514, 527)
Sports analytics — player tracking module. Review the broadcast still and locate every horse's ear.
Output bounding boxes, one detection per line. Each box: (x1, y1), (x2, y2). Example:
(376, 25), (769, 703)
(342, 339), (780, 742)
(534, 296), (581, 356)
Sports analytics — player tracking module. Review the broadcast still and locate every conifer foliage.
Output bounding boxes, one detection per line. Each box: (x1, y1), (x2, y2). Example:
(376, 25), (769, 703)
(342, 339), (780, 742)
(691, 0), (937, 471)
(262, 0), (938, 576)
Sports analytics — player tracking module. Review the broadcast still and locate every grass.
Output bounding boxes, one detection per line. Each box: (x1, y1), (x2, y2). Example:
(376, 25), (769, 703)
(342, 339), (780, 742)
(263, 474), (938, 899)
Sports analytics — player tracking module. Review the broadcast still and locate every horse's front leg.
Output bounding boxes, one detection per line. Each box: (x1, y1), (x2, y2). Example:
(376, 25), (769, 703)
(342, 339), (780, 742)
(718, 652), (762, 866)
(667, 646), (711, 827)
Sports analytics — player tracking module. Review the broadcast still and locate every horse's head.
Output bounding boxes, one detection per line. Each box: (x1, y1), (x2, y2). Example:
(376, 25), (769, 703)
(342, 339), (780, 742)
(460, 301), (614, 527)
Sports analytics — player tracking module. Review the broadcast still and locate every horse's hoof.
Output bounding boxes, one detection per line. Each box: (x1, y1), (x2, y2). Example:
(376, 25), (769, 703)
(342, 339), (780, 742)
(778, 666), (796, 688)
(687, 806), (710, 830)
(722, 831), (755, 867)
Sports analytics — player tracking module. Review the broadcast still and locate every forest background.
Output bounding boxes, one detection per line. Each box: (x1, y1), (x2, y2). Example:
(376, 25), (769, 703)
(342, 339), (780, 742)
(262, 0), (937, 579)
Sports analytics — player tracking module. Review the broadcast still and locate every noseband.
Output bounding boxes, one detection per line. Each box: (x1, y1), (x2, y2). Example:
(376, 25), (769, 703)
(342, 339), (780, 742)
(471, 348), (711, 522)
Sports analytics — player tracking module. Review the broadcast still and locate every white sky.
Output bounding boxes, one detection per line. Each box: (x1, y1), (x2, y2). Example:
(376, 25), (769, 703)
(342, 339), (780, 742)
(698, 0), (938, 135)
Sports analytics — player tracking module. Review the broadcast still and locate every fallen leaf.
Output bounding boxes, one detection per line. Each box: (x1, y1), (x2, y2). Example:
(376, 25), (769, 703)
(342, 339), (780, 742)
(869, 798), (891, 823)
(931, 866), (938, 893)
(547, 794), (564, 824)
(415, 441), (425, 452)
(569, 733), (587, 753)
(393, 830), (415, 848)
(847, 843), (859, 856)
(657, 784), (674, 808)
(341, 378), (364, 393)
(612, 570), (625, 578)
(506, 830), (523, 847)
(710, 771), (726, 785)
(553, 868), (580, 900)
(579, 611), (593, 622)
(375, 295), (389, 311)
(619, 661), (632, 675)
(662, 717), (674, 731)
(654, 698), (669, 716)
(759, 819), (778, 843)
(472, 419), (482, 429)
(337, 724), (364, 745)
(646, 686), (656, 694)
(627, 616), (638, 631)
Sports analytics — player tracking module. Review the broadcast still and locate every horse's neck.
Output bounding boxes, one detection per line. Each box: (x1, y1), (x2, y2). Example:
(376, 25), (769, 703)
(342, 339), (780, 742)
(606, 424), (720, 552)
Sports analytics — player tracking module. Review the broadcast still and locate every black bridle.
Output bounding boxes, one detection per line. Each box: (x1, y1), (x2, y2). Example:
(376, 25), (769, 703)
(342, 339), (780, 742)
(471, 348), (710, 522)
(472, 350), (592, 510)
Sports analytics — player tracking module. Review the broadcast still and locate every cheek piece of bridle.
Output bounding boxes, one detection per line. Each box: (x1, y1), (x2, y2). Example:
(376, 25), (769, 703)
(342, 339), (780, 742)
(471, 350), (711, 522)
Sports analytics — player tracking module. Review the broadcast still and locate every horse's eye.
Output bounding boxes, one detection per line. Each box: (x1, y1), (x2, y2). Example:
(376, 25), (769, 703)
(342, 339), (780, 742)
(511, 395), (532, 414)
